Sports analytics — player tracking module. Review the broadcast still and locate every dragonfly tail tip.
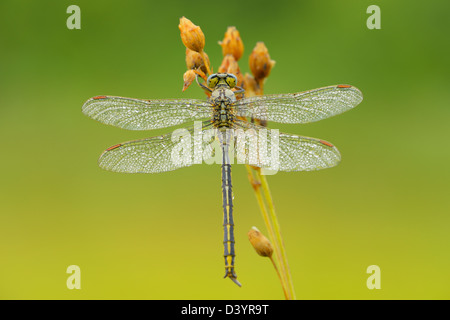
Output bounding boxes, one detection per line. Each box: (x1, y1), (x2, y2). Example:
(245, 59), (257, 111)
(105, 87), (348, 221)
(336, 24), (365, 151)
(230, 277), (242, 287)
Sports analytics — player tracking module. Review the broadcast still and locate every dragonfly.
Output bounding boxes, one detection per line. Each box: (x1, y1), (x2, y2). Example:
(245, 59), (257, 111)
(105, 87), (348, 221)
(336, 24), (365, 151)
(82, 73), (363, 286)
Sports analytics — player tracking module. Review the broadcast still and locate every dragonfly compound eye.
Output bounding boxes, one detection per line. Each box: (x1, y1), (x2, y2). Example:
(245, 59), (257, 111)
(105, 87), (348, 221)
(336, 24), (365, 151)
(207, 74), (219, 88)
(225, 74), (237, 88)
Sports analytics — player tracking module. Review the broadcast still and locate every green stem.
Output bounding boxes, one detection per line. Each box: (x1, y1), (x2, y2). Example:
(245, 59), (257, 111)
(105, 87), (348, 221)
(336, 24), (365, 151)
(246, 165), (293, 299)
(257, 171), (296, 300)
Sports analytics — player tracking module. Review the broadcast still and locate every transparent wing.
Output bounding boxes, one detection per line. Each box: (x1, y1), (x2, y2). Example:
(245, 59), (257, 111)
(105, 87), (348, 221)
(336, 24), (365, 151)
(98, 121), (217, 173)
(231, 120), (341, 171)
(82, 95), (212, 130)
(235, 85), (363, 124)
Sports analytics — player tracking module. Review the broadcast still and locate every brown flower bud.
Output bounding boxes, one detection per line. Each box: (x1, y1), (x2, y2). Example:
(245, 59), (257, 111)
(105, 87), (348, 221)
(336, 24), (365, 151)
(178, 17), (205, 53)
(218, 54), (243, 87)
(185, 48), (202, 69)
(249, 42), (276, 80)
(218, 54), (236, 73)
(218, 26), (244, 61)
(185, 48), (209, 75)
(182, 69), (196, 92)
(248, 227), (273, 258)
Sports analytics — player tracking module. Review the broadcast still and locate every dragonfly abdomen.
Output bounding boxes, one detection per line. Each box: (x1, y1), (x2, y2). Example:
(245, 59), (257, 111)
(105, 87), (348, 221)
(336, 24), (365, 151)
(221, 139), (240, 287)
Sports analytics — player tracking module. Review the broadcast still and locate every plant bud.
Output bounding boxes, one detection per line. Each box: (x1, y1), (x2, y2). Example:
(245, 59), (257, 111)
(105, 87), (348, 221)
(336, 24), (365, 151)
(185, 48), (202, 69)
(182, 69), (196, 92)
(218, 26), (244, 61)
(249, 42), (276, 80)
(218, 54), (243, 87)
(186, 48), (209, 75)
(248, 227), (273, 258)
(179, 17), (205, 53)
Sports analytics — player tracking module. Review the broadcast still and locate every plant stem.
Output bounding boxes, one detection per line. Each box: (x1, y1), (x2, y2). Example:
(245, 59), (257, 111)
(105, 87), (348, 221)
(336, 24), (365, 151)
(257, 171), (296, 300)
(269, 256), (289, 300)
(246, 165), (293, 300)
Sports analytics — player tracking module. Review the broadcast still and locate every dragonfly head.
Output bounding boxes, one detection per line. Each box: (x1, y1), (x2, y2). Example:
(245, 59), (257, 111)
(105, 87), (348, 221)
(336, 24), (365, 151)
(206, 73), (237, 89)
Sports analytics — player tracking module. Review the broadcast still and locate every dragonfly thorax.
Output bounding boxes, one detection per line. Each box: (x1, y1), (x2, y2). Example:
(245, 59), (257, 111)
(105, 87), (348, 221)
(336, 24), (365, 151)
(210, 86), (237, 127)
(207, 73), (238, 127)
(210, 86), (236, 105)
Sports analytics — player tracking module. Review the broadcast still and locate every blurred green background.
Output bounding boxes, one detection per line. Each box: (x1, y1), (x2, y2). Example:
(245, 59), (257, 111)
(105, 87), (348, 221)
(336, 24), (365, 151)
(1, 0), (449, 299)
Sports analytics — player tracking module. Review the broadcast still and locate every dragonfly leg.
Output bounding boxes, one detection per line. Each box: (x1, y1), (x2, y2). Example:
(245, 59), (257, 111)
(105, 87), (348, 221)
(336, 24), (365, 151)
(233, 86), (245, 99)
(233, 85), (245, 94)
(195, 74), (212, 93)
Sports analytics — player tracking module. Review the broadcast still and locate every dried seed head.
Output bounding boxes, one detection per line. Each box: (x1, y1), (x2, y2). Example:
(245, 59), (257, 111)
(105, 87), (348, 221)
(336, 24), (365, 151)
(218, 54), (243, 87)
(185, 48), (209, 75)
(218, 26), (244, 61)
(178, 17), (205, 53)
(182, 69), (196, 92)
(248, 227), (273, 258)
(185, 48), (203, 69)
(218, 54), (237, 73)
(249, 42), (276, 80)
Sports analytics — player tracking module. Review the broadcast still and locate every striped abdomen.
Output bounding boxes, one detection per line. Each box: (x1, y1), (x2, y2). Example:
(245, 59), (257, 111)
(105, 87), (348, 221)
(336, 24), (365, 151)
(221, 134), (240, 286)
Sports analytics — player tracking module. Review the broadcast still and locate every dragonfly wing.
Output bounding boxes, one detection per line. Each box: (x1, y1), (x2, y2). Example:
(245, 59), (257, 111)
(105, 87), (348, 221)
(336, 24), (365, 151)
(235, 85), (362, 124)
(98, 121), (216, 173)
(232, 120), (341, 171)
(82, 96), (212, 130)
(276, 132), (341, 171)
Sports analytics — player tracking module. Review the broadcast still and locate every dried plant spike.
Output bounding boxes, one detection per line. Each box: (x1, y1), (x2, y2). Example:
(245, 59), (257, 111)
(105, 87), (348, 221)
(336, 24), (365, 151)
(248, 226), (273, 258)
(219, 26), (244, 61)
(178, 17), (205, 53)
(249, 42), (276, 80)
(182, 69), (196, 91)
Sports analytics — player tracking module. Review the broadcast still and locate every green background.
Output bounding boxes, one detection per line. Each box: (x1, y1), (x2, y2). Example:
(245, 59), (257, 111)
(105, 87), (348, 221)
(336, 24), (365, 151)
(1, 0), (449, 299)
